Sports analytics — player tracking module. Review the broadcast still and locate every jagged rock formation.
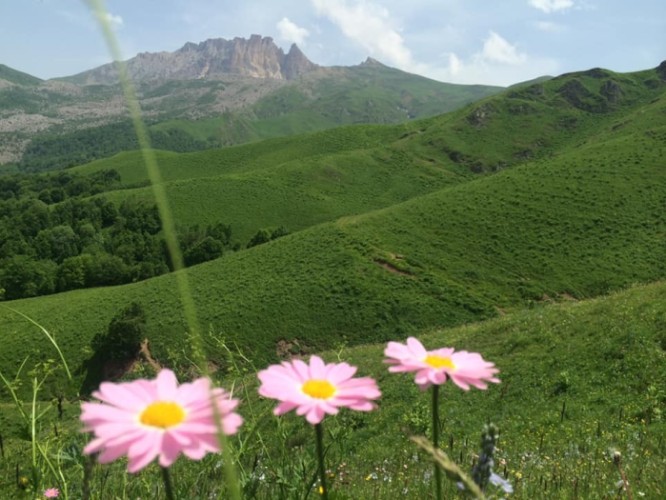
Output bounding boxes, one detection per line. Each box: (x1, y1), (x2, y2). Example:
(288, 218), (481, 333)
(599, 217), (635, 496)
(67, 35), (318, 85)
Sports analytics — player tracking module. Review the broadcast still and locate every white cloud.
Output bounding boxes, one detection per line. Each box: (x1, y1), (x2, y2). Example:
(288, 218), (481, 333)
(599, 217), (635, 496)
(481, 31), (526, 65)
(95, 11), (124, 30)
(277, 17), (310, 46)
(448, 53), (461, 76)
(413, 30), (559, 86)
(311, 0), (412, 67)
(528, 0), (574, 13)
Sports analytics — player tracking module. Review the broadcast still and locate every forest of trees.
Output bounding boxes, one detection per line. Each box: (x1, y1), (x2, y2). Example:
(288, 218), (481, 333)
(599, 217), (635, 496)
(0, 169), (237, 300)
(16, 120), (212, 172)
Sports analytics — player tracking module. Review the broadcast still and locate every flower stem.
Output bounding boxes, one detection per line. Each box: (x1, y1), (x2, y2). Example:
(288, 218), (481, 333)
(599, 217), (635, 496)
(161, 467), (175, 500)
(432, 384), (442, 500)
(315, 423), (329, 500)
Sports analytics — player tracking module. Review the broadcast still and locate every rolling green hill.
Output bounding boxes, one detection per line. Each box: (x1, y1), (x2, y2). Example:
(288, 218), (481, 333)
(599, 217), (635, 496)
(73, 124), (472, 242)
(72, 64), (666, 243)
(1, 64), (664, 399)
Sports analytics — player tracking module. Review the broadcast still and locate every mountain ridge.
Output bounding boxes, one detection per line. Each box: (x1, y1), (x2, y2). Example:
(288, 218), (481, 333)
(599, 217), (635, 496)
(61, 35), (319, 85)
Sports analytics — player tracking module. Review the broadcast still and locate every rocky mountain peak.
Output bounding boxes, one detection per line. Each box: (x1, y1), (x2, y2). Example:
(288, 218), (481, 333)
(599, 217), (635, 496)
(283, 43), (318, 79)
(360, 57), (386, 68)
(67, 35), (319, 85)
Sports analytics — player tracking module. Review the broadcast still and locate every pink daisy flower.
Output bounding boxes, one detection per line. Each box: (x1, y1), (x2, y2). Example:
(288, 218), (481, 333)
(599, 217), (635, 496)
(80, 369), (243, 473)
(384, 337), (500, 390)
(258, 355), (381, 425)
(43, 488), (60, 498)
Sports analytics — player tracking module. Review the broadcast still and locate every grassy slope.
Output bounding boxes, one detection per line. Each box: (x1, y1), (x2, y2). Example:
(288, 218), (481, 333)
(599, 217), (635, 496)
(271, 279), (666, 498)
(73, 67), (666, 244)
(73, 124), (472, 242)
(2, 73), (664, 396)
(2, 281), (665, 498)
(75, 67), (663, 252)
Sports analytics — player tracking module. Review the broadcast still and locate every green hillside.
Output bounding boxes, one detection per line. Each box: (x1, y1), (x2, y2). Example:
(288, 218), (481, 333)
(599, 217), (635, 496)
(150, 62), (502, 146)
(1, 65), (664, 398)
(2, 281), (665, 498)
(73, 124), (472, 241)
(252, 280), (666, 498)
(72, 64), (666, 245)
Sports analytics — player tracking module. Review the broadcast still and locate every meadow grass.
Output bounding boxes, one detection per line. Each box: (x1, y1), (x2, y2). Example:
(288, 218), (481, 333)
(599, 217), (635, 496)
(1, 281), (665, 498)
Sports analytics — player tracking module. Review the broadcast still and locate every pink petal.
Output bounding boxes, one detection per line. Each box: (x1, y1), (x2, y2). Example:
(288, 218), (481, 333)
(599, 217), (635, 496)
(80, 403), (135, 425)
(176, 378), (211, 406)
(406, 337), (427, 357)
(98, 441), (132, 464)
(309, 356), (326, 379)
(127, 433), (162, 473)
(384, 341), (412, 360)
(95, 382), (150, 411)
(326, 362), (357, 383)
(274, 400), (299, 415)
(291, 359), (311, 382)
(305, 405), (326, 425)
(222, 413), (244, 435)
(158, 433), (182, 468)
(155, 369), (179, 400)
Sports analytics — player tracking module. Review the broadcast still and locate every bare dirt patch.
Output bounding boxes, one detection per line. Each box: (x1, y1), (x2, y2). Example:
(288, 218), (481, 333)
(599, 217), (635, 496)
(276, 338), (311, 360)
(374, 258), (413, 277)
(139, 339), (162, 372)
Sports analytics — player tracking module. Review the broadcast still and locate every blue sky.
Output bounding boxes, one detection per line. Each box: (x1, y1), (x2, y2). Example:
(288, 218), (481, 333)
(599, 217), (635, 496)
(1, 0), (664, 86)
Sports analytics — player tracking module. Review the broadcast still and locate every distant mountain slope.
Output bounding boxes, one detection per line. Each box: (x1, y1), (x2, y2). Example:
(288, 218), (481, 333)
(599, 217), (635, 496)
(0, 64), (43, 86)
(2, 65), (664, 395)
(0, 36), (502, 169)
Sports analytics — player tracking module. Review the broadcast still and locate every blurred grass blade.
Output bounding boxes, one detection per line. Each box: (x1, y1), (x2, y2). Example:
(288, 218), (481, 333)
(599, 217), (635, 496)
(410, 435), (486, 499)
(1, 304), (71, 380)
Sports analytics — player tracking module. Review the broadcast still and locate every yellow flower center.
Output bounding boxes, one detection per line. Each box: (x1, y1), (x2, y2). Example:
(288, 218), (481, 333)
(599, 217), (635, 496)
(424, 355), (456, 370)
(302, 379), (336, 399)
(139, 401), (186, 429)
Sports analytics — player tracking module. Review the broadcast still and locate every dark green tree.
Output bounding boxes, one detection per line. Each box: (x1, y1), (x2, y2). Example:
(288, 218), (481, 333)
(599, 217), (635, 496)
(184, 236), (224, 266)
(56, 256), (87, 291)
(0, 256), (56, 299)
(92, 302), (146, 361)
(34, 225), (80, 263)
(247, 228), (271, 248)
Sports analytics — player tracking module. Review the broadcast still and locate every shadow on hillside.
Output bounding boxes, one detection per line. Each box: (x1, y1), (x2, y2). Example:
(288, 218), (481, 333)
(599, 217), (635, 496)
(77, 352), (134, 396)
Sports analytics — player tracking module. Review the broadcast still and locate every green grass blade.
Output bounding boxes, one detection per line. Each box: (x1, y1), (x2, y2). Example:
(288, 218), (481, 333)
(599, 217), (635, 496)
(0, 304), (71, 380)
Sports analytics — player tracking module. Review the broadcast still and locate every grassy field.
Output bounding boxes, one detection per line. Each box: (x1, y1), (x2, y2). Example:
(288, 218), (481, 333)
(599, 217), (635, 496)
(1, 281), (664, 498)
